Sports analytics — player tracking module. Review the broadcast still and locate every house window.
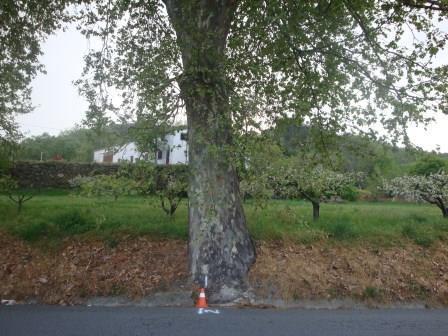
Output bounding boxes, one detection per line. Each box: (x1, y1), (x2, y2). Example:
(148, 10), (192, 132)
(130, 156), (134, 163)
(180, 132), (188, 141)
(157, 150), (163, 160)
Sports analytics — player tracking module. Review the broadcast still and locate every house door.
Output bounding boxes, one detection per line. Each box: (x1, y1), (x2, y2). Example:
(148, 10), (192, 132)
(166, 149), (170, 165)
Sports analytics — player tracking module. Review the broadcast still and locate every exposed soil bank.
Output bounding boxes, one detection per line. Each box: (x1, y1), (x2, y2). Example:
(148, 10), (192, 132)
(1, 232), (447, 306)
(250, 242), (448, 306)
(0, 233), (188, 304)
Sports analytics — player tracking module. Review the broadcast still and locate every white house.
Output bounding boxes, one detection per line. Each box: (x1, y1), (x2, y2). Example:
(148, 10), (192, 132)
(93, 129), (188, 164)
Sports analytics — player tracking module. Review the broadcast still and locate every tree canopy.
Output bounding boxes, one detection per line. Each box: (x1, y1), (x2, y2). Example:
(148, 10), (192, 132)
(3, 1), (448, 146)
(0, 0), (80, 145)
(385, 172), (448, 217)
(71, 0), (448, 143)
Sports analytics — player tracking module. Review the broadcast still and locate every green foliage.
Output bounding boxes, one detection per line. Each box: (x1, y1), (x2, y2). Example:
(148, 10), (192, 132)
(320, 221), (358, 241)
(117, 161), (157, 194)
(69, 0), (448, 158)
(384, 172), (448, 218)
(272, 157), (361, 219)
(0, 175), (34, 212)
(268, 119), (425, 190)
(154, 166), (188, 216)
(12, 220), (50, 242)
(52, 210), (94, 235)
(11, 209), (94, 241)
(402, 224), (435, 247)
(0, 174), (16, 193)
(410, 156), (448, 176)
(1, 0), (74, 146)
(340, 186), (360, 202)
(119, 162), (188, 216)
(238, 137), (281, 208)
(73, 175), (138, 201)
(17, 125), (130, 162)
(0, 144), (14, 174)
(128, 118), (174, 161)
(2, 192), (448, 246)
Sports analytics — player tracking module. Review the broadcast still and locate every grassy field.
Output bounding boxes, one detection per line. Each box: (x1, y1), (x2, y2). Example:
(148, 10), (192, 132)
(1, 190), (447, 247)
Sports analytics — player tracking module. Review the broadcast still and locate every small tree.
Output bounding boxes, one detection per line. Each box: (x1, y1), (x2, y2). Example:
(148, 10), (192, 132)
(384, 173), (448, 218)
(117, 161), (156, 194)
(275, 163), (358, 221)
(118, 162), (188, 217)
(0, 175), (34, 213)
(154, 167), (188, 217)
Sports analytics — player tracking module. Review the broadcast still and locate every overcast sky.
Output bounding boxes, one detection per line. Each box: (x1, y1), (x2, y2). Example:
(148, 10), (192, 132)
(18, 24), (448, 153)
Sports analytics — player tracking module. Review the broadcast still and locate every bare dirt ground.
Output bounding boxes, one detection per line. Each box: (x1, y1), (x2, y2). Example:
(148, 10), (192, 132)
(1, 232), (448, 306)
(250, 241), (448, 306)
(0, 232), (188, 304)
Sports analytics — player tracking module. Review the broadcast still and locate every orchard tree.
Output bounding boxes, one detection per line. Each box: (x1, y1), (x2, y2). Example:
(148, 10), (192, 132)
(4, 0), (448, 301)
(154, 168), (188, 216)
(0, 175), (34, 213)
(384, 173), (448, 218)
(275, 162), (358, 220)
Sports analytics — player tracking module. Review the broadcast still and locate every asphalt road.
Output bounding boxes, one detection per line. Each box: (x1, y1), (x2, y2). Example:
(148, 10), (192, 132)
(1, 305), (448, 336)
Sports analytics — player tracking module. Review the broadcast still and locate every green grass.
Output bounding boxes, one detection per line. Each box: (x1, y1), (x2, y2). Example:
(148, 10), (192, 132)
(1, 191), (447, 246)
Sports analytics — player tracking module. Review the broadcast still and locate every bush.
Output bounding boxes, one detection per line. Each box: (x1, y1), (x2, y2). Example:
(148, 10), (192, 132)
(12, 220), (50, 241)
(154, 167), (188, 216)
(340, 186), (359, 202)
(117, 161), (156, 194)
(52, 210), (94, 235)
(410, 156), (447, 176)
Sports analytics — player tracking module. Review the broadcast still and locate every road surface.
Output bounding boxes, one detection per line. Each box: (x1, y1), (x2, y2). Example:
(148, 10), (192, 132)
(1, 305), (447, 336)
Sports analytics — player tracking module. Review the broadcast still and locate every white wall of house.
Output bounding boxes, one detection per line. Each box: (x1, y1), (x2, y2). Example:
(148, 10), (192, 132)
(113, 142), (141, 163)
(93, 149), (105, 163)
(166, 130), (188, 164)
(93, 128), (188, 165)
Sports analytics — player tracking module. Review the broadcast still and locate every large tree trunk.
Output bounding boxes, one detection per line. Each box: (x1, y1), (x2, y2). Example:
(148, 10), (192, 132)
(164, 0), (256, 301)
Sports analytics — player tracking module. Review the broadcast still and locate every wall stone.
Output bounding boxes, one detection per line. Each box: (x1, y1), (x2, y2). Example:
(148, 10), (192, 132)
(10, 161), (120, 188)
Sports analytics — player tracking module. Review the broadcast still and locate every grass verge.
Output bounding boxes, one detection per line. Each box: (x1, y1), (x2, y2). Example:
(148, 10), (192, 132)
(0, 193), (447, 247)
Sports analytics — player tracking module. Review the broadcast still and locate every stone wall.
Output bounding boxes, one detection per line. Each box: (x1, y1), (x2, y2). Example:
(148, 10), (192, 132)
(10, 161), (120, 188)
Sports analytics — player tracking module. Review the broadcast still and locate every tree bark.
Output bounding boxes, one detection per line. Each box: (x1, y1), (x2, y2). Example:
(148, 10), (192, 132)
(164, 0), (256, 301)
(312, 201), (320, 221)
(441, 206), (448, 218)
(434, 197), (448, 218)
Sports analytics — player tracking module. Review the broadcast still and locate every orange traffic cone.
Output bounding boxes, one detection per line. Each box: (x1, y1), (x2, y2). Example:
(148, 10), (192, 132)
(196, 288), (208, 308)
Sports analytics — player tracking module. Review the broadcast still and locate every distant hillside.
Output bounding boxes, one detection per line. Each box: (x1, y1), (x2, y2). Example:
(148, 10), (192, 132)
(268, 119), (447, 186)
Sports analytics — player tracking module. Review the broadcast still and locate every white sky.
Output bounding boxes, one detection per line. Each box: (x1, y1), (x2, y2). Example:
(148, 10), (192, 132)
(17, 27), (89, 136)
(18, 24), (448, 153)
